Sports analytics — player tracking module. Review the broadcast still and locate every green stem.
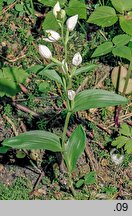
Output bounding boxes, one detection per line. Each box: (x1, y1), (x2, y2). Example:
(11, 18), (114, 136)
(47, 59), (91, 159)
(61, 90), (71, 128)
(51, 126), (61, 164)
(64, 30), (69, 61)
(122, 60), (132, 96)
(62, 111), (71, 150)
(30, 0), (35, 17)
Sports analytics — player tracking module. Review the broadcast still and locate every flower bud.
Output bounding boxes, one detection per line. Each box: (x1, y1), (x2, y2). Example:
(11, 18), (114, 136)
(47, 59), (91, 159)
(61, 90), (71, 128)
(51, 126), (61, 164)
(39, 45), (52, 59)
(60, 9), (66, 19)
(72, 52), (82, 66)
(68, 90), (76, 101)
(53, 1), (61, 18)
(62, 59), (68, 73)
(43, 30), (61, 42)
(66, 14), (78, 32)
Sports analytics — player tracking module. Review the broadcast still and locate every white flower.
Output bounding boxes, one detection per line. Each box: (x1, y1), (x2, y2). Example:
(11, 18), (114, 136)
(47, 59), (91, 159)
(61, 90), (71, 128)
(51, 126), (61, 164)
(43, 30), (60, 42)
(110, 149), (124, 165)
(68, 90), (76, 101)
(62, 59), (68, 73)
(66, 14), (78, 32)
(53, 1), (61, 17)
(72, 52), (82, 66)
(39, 45), (52, 59)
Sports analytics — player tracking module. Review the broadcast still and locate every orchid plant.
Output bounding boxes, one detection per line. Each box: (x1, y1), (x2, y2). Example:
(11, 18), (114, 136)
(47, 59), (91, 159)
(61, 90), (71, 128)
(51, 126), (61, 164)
(2, 2), (128, 197)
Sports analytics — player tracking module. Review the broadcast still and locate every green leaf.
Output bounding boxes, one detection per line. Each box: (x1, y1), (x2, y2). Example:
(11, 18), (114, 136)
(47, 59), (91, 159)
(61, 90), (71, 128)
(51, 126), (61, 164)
(16, 151), (26, 159)
(125, 139), (132, 154)
(84, 171), (96, 185)
(74, 64), (97, 76)
(0, 67), (28, 97)
(38, 81), (50, 93)
(112, 136), (129, 148)
(119, 15), (132, 36)
(2, 130), (62, 152)
(73, 89), (127, 112)
(92, 42), (113, 57)
(87, 6), (118, 27)
(112, 46), (132, 61)
(42, 11), (60, 31)
(111, 0), (132, 13)
(112, 34), (131, 46)
(120, 123), (131, 137)
(64, 125), (86, 172)
(39, 69), (63, 86)
(38, 0), (66, 7)
(15, 4), (24, 12)
(27, 65), (44, 74)
(75, 179), (84, 188)
(66, 0), (87, 19)
(0, 146), (10, 154)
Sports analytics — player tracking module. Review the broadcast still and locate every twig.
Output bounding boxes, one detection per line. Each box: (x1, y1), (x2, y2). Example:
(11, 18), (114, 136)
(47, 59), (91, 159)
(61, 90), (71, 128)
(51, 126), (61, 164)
(12, 102), (40, 117)
(33, 171), (44, 190)
(1, 1), (18, 15)
(85, 142), (99, 171)
(3, 114), (18, 136)
(93, 73), (108, 89)
(76, 77), (88, 94)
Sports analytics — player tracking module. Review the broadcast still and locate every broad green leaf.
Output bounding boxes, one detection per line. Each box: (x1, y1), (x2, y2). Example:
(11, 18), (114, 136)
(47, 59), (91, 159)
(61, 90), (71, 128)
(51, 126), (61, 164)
(112, 136), (129, 148)
(2, 130), (62, 152)
(64, 125), (86, 172)
(92, 42), (113, 57)
(125, 139), (132, 154)
(84, 171), (96, 185)
(39, 69), (63, 86)
(15, 3), (23, 12)
(111, 0), (132, 13)
(87, 6), (118, 27)
(0, 146), (10, 154)
(27, 65), (44, 74)
(74, 64), (97, 76)
(66, 0), (87, 19)
(73, 89), (127, 112)
(119, 15), (132, 36)
(112, 46), (132, 61)
(75, 179), (84, 188)
(112, 34), (131, 46)
(120, 123), (131, 137)
(42, 11), (60, 31)
(0, 67), (28, 97)
(38, 0), (66, 7)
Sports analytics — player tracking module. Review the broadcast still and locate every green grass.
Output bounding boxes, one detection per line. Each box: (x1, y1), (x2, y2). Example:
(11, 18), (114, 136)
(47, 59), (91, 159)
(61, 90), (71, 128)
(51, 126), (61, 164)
(0, 177), (31, 200)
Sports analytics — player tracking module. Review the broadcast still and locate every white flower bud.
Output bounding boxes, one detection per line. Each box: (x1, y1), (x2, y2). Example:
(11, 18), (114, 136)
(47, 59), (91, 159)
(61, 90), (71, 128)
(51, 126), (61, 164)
(110, 149), (124, 165)
(43, 30), (60, 42)
(72, 52), (82, 66)
(53, 1), (61, 17)
(62, 59), (68, 73)
(39, 45), (52, 59)
(66, 14), (78, 32)
(68, 90), (76, 101)
(60, 9), (66, 19)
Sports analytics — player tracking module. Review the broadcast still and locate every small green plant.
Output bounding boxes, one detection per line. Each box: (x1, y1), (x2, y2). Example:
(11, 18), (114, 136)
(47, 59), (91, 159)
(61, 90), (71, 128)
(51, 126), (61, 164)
(1, 2), (127, 198)
(75, 171), (96, 188)
(112, 123), (132, 154)
(87, 0), (132, 36)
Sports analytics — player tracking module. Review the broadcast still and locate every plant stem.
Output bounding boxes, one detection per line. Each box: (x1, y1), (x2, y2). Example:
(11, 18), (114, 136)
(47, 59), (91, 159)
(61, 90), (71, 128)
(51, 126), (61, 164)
(64, 30), (69, 61)
(68, 172), (76, 198)
(30, 0), (35, 17)
(62, 111), (71, 150)
(122, 60), (132, 96)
